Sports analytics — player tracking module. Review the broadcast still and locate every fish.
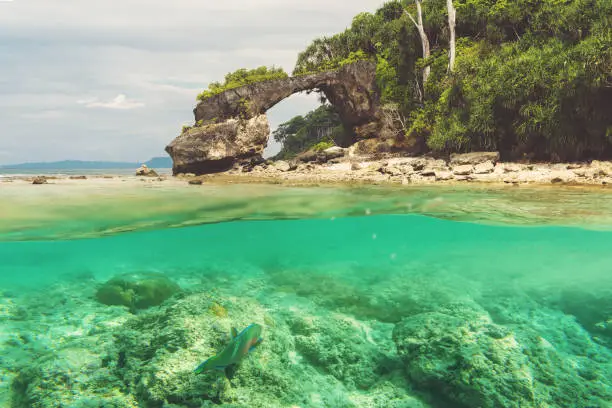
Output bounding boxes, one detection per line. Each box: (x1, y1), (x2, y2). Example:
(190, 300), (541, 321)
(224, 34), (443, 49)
(194, 323), (263, 378)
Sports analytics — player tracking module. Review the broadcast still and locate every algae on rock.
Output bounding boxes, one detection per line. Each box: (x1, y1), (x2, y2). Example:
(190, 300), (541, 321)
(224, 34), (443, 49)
(393, 300), (612, 408)
(95, 273), (181, 311)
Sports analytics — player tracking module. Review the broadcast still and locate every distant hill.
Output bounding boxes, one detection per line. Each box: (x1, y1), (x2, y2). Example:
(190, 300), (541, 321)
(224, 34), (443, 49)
(143, 156), (173, 168)
(0, 156), (172, 170)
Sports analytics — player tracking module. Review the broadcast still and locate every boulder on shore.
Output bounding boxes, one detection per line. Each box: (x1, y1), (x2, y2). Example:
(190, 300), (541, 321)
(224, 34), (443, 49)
(32, 176), (47, 185)
(450, 152), (500, 166)
(135, 164), (159, 177)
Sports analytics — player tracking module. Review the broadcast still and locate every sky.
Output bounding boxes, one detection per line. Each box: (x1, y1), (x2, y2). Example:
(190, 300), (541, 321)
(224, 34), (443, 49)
(0, 0), (386, 164)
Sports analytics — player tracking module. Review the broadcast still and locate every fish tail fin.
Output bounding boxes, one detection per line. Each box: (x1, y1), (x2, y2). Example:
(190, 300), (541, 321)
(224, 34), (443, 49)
(194, 357), (213, 374)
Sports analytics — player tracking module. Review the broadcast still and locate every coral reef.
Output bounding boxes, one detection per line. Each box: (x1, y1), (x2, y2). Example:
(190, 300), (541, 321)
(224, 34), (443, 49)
(393, 300), (612, 408)
(2, 261), (611, 408)
(95, 272), (181, 311)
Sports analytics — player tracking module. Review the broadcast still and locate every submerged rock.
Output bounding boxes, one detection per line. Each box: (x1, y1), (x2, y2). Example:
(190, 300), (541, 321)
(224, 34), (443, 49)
(393, 301), (612, 408)
(95, 272), (181, 310)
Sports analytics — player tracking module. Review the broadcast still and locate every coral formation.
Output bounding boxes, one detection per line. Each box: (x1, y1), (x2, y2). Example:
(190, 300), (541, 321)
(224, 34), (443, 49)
(393, 300), (612, 408)
(2, 245), (611, 407)
(95, 272), (181, 311)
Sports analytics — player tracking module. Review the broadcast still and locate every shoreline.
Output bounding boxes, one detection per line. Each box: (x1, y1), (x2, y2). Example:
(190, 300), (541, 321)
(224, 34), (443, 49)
(191, 153), (612, 188)
(2, 154), (612, 188)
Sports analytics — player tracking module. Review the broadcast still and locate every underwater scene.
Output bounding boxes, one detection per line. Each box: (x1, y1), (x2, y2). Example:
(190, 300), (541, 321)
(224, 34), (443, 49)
(1, 182), (611, 408)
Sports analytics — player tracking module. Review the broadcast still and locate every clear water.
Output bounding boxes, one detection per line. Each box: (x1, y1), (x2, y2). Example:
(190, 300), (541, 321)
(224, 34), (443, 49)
(1, 181), (611, 407)
(0, 167), (172, 178)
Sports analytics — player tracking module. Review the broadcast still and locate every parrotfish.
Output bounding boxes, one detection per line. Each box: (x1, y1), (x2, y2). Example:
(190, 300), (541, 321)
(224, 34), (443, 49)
(194, 323), (263, 378)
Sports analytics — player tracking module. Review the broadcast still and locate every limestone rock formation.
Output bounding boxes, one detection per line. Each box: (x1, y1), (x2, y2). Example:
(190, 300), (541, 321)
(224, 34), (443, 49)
(449, 151), (500, 166)
(166, 115), (269, 174)
(166, 61), (389, 175)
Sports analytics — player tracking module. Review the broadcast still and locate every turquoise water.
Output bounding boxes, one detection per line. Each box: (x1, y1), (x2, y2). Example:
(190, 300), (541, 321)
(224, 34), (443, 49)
(1, 182), (611, 407)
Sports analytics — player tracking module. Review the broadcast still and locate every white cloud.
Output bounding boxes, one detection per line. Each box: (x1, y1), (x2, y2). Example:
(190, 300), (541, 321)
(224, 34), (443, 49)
(78, 94), (145, 110)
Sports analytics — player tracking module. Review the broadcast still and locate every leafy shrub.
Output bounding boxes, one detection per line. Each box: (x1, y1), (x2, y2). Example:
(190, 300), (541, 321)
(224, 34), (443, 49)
(197, 66), (289, 101)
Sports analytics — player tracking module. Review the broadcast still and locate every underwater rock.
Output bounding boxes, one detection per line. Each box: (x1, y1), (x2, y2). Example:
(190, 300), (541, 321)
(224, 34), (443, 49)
(95, 272), (181, 310)
(103, 291), (349, 408)
(393, 301), (612, 408)
(546, 288), (612, 348)
(266, 267), (466, 323)
(288, 311), (391, 390)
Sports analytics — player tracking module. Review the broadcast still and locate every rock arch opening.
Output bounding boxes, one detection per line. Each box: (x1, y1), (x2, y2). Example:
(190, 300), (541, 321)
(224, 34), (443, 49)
(166, 61), (388, 175)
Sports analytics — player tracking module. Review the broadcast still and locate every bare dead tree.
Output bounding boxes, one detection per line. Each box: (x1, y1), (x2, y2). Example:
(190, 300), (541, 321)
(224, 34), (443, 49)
(447, 0), (457, 72)
(382, 103), (409, 136)
(404, 1), (431, 90)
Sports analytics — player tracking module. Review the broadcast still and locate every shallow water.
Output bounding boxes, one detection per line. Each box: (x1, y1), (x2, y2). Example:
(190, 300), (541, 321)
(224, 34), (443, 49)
(1, 182), (611, 407)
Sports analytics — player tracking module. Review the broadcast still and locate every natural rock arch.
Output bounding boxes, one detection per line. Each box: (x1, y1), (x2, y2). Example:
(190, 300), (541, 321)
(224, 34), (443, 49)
(166, 61), (389, 175)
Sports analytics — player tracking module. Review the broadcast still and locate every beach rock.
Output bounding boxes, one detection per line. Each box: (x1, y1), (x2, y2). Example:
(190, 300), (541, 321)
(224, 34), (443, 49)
(188, 179), (203, 185)
(382, 165), (404, 177)
(434, 171), (453, 181)
(69, 175), (87, 180)
(272, 160), (292, 172)
(323, 146), (346, 160)
(474, 160), (495, 174)
(95, 272), (181, 311)
(31, 176), (47, 185)
(449, 152), (500, 166)
(296, 149), (324, 163)
(502, 163), (525, 173)
(452, 164), (473, 176)
(590, 160), (612, 176)
(401, 157), (429, 171)
(166, 115), (270, 175)
(420, 168), (436, 177)
(135, 164), (159, 177)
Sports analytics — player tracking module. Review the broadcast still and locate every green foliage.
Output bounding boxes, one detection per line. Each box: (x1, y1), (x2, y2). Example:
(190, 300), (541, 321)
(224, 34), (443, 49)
(312, 141), (336, 152)
(273, 105), (350, 160)
(197, 66), (288, 101)
(294, 50), (373, 76)
(294, 0), (612, 160)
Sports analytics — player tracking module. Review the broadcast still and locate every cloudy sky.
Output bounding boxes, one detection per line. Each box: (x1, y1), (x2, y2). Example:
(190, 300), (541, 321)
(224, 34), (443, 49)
(0, 0), (385, 164)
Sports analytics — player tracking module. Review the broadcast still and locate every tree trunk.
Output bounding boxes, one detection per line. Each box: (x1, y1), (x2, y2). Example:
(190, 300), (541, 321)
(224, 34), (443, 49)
(447, 0), (457, 72)
(405, 1), (430, 87)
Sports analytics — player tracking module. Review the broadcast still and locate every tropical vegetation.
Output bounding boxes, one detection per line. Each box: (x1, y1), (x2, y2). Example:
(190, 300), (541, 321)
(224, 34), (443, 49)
(272, 105), (349, 160)
(197, 66), (288, 101)
(288, 0), (612, 161)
